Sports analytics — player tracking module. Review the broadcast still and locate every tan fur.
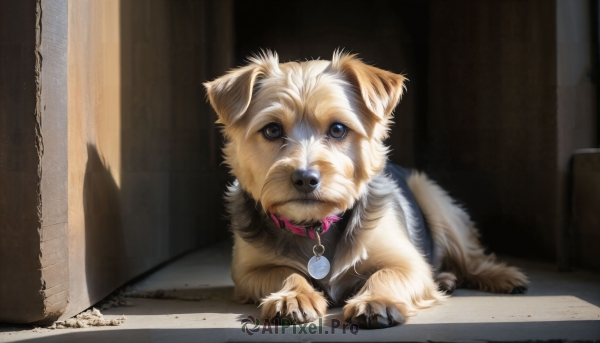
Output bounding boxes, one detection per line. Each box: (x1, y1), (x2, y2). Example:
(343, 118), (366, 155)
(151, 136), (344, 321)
(260, 274), (329, 323)
(237, 266), (328, 323)
(407, 172), (528, 293)
(204, 50), (527, 328)
(232, 233), (329, 322)
(341, 207), (445, 326)
(231, 234), (299, 303)
(205, 51), (392, 223)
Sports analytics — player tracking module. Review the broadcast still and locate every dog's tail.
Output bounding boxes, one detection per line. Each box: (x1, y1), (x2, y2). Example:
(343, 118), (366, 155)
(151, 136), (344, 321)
(406, 172), (529, 294)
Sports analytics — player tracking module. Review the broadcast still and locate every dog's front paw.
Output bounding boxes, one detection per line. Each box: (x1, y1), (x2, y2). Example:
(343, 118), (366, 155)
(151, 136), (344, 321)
(260, 287), (327, 323)
(344, 295), (408, 329)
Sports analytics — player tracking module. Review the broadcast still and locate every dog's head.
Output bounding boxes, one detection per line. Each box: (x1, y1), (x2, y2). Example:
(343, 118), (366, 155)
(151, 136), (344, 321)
(204, 51), (405, 224)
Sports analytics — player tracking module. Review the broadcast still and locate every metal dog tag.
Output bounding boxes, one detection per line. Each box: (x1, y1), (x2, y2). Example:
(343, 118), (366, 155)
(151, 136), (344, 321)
(307, 228), (329, 279)
(308, 255), (330, 280)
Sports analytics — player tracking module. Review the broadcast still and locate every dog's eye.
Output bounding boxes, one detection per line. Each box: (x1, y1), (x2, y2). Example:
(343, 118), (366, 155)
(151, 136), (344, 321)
(262, 123), (283, 140)
(328, 123), (348, 139)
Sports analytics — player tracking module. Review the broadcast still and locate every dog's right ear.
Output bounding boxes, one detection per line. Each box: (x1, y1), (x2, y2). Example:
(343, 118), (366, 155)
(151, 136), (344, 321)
(204, 51), (280, 126)
(204, 65), (264, 126)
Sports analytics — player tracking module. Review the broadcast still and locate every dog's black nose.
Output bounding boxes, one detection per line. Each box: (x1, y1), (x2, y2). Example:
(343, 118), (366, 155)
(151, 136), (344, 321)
(292, 169), (321, 193)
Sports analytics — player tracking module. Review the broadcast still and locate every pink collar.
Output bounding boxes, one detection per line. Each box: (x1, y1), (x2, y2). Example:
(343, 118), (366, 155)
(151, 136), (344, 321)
(269, 213), (340, 239)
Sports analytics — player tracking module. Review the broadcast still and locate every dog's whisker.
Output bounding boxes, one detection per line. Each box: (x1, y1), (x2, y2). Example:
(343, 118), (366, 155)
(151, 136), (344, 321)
(283, 135), (300, 146)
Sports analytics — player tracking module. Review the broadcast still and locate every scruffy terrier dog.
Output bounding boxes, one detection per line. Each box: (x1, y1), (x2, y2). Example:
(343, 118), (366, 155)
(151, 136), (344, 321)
(204, 51), (528, 329)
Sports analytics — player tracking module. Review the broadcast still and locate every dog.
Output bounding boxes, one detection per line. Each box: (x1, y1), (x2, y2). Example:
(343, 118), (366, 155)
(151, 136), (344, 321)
(204, 50), (528, 329)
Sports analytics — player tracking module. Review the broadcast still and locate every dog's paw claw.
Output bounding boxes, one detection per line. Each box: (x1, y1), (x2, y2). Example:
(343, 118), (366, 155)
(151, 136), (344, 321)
(438, 283), (455, 295)
(435, 272), (457, 295)
(260, 290), (327, 324)
(353, 309), (399, 329)
(510, 286), (528, 294)
(344, 296), (407, 329)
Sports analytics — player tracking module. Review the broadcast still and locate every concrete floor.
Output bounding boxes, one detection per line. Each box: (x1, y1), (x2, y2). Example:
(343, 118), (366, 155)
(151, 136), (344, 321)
(1, 243), (599, 342)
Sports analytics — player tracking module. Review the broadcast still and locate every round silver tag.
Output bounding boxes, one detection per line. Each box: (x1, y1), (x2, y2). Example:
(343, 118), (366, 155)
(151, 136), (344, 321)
(307, 255), (330, 279)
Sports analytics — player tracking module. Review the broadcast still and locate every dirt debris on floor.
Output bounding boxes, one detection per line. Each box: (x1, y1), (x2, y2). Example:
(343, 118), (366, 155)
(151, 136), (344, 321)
(48, 308), (126, 329)
(45, 289), (134, 329)
(98, 293), (134, 311)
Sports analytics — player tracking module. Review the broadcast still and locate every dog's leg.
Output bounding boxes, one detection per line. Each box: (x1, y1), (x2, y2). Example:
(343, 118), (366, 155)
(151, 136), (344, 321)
(407, 172), (529, 294)
(259, 272), (328, 323)
(461, 251), (529, 294)
(343, 267), (443, 328)
(435, 271), (458, 294)
(232, 237), (328, 323)
(343, 208), (445, 329)
(235, 267), (328, 323)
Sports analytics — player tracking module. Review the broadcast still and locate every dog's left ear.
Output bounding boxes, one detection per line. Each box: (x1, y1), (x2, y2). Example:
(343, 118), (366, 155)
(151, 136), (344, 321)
(332, 52), (406, 121)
